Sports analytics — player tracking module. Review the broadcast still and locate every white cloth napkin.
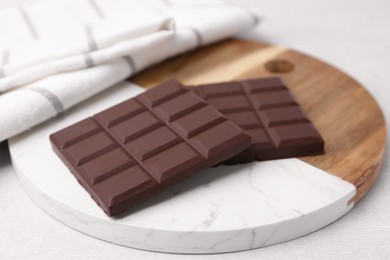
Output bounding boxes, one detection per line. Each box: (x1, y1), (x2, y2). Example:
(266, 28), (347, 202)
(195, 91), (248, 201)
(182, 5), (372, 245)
(0, 0), (259, 142)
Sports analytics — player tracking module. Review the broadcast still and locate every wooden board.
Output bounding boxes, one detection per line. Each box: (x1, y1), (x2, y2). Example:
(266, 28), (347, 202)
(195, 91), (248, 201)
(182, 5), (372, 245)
(8, 39), (386, 254)
(132, 39), (387, 203)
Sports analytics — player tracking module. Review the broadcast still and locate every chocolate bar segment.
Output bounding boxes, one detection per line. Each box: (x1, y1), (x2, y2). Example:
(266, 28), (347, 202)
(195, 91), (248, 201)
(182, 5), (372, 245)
(192, 77), (324, 164)
(50, 79), (250, 216)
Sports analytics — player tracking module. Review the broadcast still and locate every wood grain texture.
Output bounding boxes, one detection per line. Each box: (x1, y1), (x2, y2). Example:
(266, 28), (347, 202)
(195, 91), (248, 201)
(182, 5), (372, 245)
(132, 39), (386, 203)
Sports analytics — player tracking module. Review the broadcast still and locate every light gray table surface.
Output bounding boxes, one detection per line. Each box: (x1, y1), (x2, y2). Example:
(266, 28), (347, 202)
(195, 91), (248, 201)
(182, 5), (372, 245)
(0, 0), (389, 259)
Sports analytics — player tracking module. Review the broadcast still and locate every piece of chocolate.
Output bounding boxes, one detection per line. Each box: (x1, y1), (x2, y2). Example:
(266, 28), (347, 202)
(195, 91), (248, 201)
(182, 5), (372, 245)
(192, 77), (324, 164)
(50, 79), (250, 216)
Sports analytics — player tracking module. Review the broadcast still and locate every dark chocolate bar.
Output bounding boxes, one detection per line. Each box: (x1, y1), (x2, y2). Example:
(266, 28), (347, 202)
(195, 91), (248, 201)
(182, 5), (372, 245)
(50, 79), (250, 216)
(192, 77), (324, 164)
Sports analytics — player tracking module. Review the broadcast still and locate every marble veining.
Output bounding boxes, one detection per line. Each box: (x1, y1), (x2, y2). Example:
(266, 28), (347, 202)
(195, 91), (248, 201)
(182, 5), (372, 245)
(9, 81), (356, 254)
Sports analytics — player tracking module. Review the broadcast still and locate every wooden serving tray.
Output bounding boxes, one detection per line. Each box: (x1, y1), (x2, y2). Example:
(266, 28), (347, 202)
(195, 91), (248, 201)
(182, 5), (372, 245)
(133, 39), (386, 204)
(9, 39), (386, 254)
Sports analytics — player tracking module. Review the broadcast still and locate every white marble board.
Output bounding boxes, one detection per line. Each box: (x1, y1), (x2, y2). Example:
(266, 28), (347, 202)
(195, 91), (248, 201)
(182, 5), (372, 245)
(9, 81), (356, 254)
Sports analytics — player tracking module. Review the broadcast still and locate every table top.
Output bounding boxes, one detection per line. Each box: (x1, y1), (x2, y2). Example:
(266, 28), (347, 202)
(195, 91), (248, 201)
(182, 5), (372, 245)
(1, 0), (389, 259)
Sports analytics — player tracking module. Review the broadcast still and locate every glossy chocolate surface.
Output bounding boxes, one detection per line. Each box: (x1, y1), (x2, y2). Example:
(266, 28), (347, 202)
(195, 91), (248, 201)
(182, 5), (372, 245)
(50, 79), (250, 216)
(192, 77), (324, 164)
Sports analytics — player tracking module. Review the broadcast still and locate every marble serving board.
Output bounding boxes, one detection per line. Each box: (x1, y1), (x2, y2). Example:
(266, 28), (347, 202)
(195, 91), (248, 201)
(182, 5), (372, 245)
(9, 39), (386, 254)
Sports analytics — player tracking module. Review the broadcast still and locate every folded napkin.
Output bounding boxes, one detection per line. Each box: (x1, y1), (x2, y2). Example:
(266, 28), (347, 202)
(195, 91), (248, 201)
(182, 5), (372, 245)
(0, 0), (259, 142)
